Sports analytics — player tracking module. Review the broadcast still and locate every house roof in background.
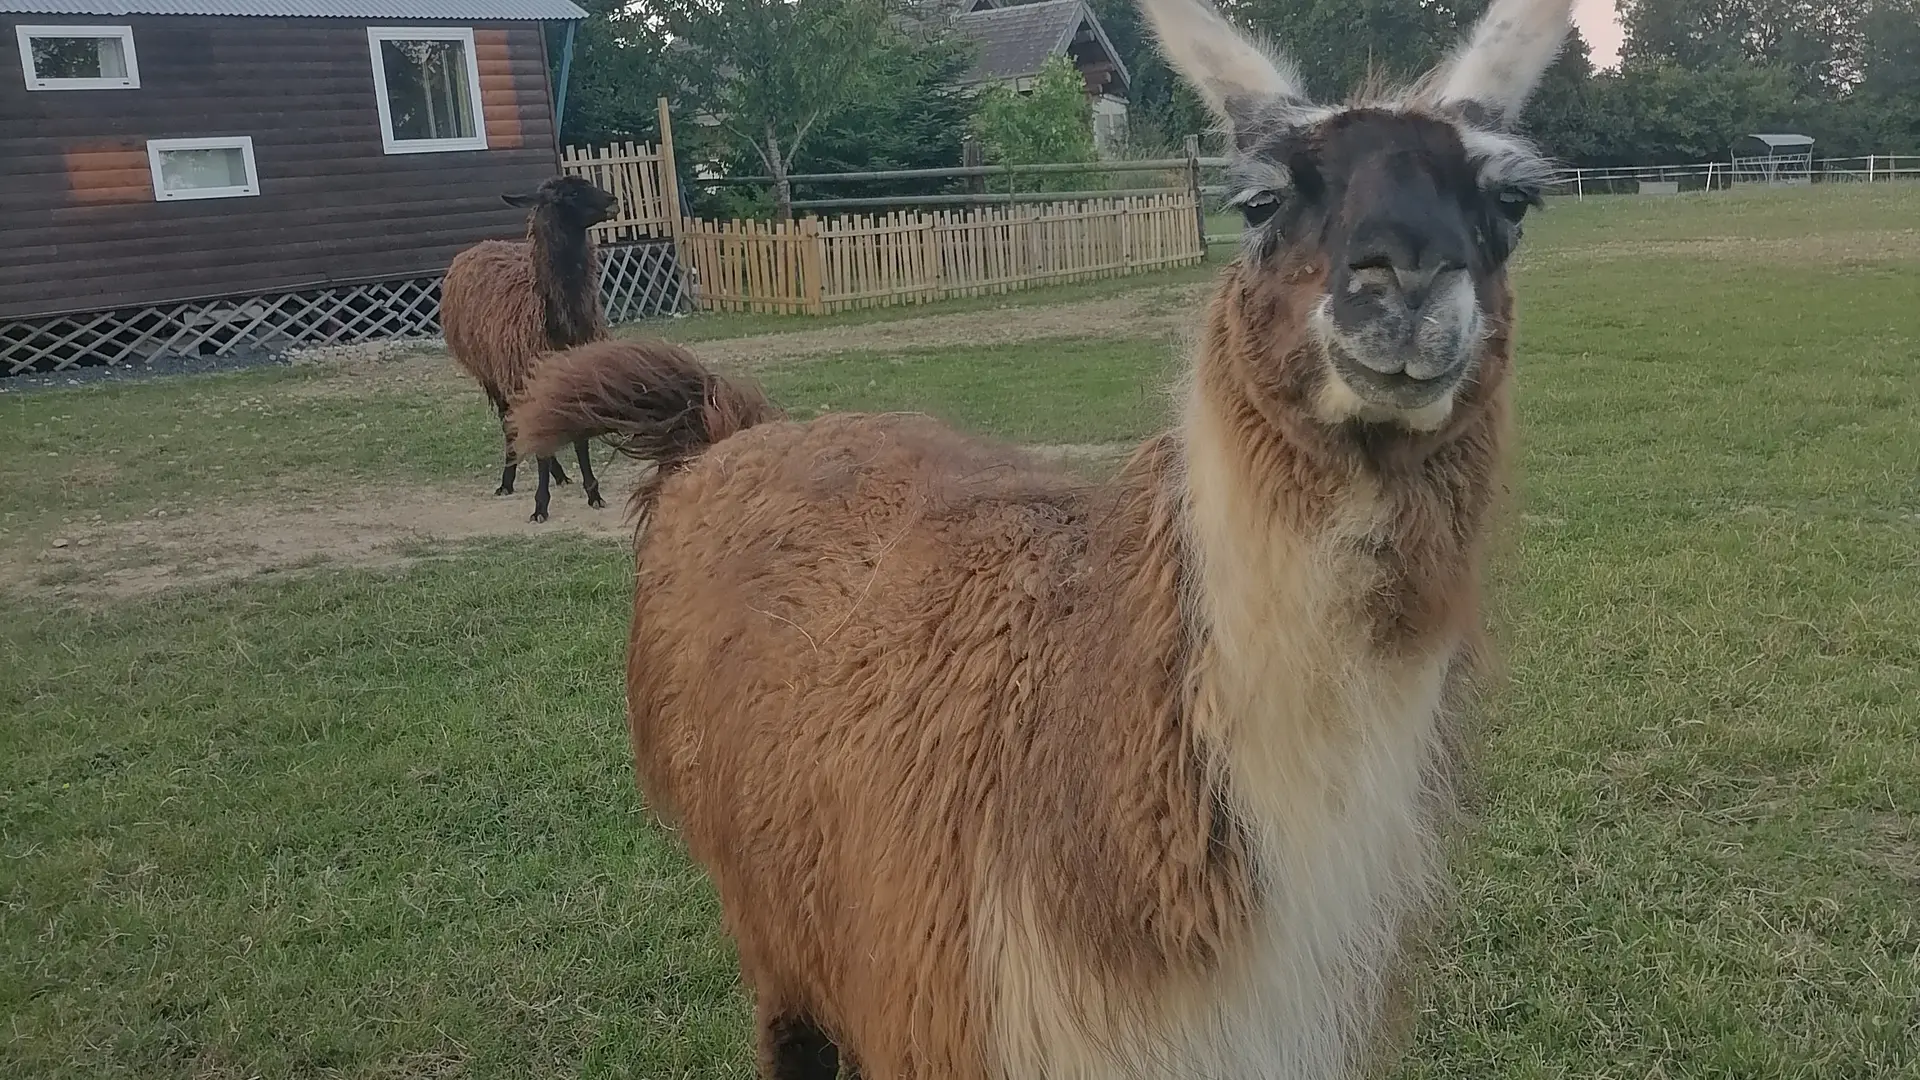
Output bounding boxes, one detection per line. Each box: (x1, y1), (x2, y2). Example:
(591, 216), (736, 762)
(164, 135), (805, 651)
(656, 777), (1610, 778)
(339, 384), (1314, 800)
(949, 0), (1127, 89)
(0, 0), (585, 18)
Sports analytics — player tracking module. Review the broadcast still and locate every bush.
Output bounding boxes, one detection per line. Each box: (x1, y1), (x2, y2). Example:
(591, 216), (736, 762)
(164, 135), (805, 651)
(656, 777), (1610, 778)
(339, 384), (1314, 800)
(970, 56), (1100, 193)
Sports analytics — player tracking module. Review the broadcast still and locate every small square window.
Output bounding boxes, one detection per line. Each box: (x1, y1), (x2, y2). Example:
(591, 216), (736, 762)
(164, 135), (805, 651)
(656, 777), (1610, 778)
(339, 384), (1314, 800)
(367, 27), (488, 154)
(16, 25), (140, 90)
(147, 137), (261, 201)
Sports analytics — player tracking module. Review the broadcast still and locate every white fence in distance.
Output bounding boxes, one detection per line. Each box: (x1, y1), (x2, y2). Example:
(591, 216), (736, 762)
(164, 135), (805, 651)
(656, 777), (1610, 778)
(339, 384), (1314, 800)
(1546, 154), (1920, 197)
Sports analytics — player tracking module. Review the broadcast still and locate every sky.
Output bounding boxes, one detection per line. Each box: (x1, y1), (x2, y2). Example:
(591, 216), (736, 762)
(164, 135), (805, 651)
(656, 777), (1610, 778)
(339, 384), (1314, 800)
(1574, 0), (1625, 69)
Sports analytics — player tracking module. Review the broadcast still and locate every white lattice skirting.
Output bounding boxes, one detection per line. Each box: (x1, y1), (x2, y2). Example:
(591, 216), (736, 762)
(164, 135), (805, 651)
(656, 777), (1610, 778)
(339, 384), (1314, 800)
(2, 241), (688, 377)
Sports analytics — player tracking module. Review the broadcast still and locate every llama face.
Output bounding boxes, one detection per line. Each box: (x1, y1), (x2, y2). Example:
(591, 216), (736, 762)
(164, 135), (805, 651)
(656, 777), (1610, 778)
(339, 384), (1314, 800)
(1227, 108), (1545, 418)
(502, 176), (621, 230)
(1139, 0), (1570, 427)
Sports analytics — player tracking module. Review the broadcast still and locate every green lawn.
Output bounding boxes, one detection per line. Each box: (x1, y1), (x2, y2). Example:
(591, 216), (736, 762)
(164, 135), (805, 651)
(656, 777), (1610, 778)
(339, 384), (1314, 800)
(4, 184), (1918, 1077)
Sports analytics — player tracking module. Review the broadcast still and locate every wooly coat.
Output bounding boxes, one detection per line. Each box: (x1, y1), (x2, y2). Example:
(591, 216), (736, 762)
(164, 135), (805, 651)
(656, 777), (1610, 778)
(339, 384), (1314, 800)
(441, 174), (618, 521)
(514, 0), (1572, 1073)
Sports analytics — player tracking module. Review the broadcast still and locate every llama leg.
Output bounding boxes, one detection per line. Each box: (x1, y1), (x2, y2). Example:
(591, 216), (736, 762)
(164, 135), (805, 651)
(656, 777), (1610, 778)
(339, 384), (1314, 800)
(530, 457), (554, 523)
(756, 1010), (840, 1080)
(489, 390), (518, 496)
(574, 437), (604, 509)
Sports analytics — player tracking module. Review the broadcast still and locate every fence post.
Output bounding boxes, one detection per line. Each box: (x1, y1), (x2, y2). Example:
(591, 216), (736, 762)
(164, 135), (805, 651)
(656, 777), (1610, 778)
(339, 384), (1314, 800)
(1867, 154), (1876, 182)
(1183, 134), (1205, 257)
(656, 97), (682, 235)
(962, 138), (985, 197)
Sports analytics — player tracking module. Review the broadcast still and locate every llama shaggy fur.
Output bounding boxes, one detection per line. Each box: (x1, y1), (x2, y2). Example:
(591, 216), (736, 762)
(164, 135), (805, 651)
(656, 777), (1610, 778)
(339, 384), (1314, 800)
(515, 0), (1568, 1073)
(441, 174), (618, 521)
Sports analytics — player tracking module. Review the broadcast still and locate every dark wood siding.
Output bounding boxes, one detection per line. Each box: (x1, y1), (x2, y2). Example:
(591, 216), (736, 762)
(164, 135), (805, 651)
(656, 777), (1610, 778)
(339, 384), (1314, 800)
(0, 15), (561, 319)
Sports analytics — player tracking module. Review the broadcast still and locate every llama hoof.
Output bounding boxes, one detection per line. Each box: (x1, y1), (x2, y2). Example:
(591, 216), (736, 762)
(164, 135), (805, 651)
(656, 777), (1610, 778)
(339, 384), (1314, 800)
(494, 484), (513, 496)
(588, 493), (606, 509)
(529, 509), (548, 523)
(551, 471), (572, 486)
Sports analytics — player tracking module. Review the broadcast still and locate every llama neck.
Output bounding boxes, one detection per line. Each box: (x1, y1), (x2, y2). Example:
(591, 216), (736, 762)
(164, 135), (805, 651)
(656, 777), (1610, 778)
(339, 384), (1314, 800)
(1178, 277), (1501, 677)
(529, 221), (603, 349)
(1165, 281), (1501, 1069)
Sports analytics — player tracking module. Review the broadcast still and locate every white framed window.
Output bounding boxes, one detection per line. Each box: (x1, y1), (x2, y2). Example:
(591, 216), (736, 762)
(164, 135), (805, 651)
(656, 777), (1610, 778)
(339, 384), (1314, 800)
(15, 24), (139, 90)
(366, 27), (488, 154)
(147, 137), (260, 201)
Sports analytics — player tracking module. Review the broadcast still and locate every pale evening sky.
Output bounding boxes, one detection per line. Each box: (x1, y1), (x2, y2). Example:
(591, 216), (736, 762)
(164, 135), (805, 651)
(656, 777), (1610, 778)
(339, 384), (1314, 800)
(1574, 0), (1625, 69)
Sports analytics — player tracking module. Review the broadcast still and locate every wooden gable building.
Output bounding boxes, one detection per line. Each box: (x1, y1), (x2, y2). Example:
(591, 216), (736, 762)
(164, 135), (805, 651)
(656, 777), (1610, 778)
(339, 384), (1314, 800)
(944, 0), (1130, 152)
(1, 0), (682, 375)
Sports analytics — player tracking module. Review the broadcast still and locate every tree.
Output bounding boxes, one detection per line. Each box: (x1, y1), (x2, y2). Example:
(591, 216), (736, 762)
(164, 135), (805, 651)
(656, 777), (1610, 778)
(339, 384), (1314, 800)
(1075, 0), (1508, 154)
(970, 56), (1099, 190)
(667, 0), (895, 220)
(1224, 0), (1480, 99)
(1859, 0), (1920, 98)
(1855, 0), (1920, 153)
(789, 29), (978, 196)
(1619, 0), (1866, 96)
(1517, 26), (1604, 162)
(554, 0), (678, 146)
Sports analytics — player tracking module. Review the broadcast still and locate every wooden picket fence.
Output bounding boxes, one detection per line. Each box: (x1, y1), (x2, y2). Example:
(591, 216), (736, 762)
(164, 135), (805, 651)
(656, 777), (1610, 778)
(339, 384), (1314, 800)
(677, 194), (1204, 315)
(560, 101), (683, 244)
(561, 141), (679, 243)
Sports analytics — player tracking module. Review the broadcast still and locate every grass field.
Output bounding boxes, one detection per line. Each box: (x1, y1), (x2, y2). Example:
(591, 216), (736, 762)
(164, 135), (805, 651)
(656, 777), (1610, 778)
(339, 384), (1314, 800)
(4, 185), (1918, 1078)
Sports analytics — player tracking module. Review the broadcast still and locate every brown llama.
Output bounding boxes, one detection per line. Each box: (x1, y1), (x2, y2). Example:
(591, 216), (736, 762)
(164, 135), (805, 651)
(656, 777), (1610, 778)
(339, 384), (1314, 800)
(513, 0), (1571, 1073)
(441, 174), (619, 522)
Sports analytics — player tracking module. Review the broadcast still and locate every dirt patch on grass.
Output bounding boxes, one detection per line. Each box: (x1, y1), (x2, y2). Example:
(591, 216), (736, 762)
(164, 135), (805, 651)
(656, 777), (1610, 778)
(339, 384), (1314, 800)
(6, 440), (1135, 602)
(274, 284), (1207, 406)
(278, 343), (470, 403)
(8, 475), (641, 602)
(638, 284), (1207, 370)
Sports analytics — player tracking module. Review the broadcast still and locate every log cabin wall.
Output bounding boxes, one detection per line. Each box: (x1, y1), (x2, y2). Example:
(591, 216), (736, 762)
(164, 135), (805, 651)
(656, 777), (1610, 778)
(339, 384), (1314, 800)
(0, 14), (560, 320)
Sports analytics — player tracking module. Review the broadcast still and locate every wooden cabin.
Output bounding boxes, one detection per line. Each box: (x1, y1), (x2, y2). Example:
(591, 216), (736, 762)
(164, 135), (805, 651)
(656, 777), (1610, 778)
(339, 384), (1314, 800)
(1, 0), (683, 376)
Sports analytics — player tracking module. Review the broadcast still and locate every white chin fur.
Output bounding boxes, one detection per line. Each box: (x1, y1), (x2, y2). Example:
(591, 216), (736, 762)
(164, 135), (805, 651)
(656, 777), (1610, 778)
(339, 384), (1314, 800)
(1313, 371), (1457, 432)
(1307, 298), (1461, 432)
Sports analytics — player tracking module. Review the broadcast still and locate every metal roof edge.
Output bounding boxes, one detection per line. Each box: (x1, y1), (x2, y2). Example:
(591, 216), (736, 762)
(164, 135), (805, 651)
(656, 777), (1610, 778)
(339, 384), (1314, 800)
(0, 0), (586, 19)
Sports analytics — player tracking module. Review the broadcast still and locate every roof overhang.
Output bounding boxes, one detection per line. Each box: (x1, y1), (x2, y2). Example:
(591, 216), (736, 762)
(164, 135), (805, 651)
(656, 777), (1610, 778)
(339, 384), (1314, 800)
(1742, 133), (1816, 148)
(0, 0), (586, 19)
(949, 0), (1128, 93)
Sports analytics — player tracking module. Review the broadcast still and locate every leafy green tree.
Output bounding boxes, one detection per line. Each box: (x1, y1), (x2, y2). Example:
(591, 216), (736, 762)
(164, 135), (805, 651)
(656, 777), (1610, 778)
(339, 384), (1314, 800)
(1224, 0), (1480, 98)
(667, 0), (895, 220)
(1619, 0), (1864, 96)
(1860, 0), (1920, 97)
(789, 29), (979, 198)
(552, 0), (678, 146)
(970, 55), (1099, 191)
(679, 24), (977, 215)
(1855, 0), (1920, 152)
(1516, 26), (1603, 162)
(1593, 60), (1814, 163)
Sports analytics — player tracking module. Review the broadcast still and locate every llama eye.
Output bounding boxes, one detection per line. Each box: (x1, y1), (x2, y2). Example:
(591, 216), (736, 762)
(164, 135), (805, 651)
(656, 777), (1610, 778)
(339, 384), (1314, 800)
(1495, 185), (1542, 223)
(1238, 191), (1283, 227)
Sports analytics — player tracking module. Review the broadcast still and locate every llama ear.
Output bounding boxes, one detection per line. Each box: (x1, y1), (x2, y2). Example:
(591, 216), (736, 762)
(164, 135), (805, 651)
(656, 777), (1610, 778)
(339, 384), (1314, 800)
(501, 192), (541, 208)
(1135, 0), (1307, 133)
(1428, 0), (1574, 127)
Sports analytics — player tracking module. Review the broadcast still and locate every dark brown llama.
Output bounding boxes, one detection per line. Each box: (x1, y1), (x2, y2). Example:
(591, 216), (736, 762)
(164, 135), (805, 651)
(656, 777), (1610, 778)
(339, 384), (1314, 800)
(513, 0), (1571, 1073)
(441, 174), (618, 522)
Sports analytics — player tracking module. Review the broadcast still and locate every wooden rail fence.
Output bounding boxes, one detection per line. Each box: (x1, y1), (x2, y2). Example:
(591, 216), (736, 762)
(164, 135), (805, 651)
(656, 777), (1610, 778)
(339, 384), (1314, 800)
(677, 195), (1204, 316)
